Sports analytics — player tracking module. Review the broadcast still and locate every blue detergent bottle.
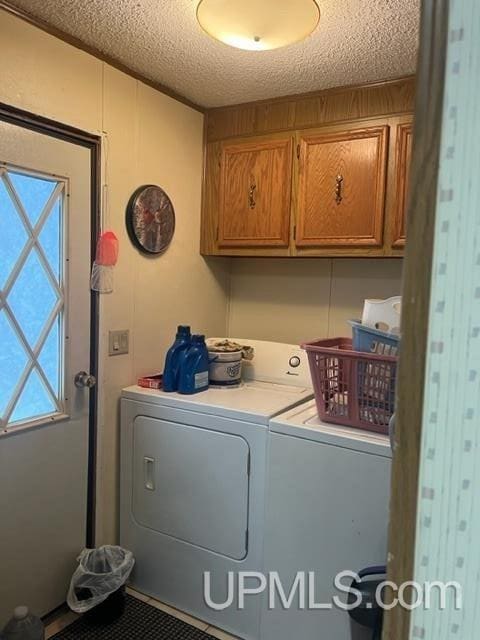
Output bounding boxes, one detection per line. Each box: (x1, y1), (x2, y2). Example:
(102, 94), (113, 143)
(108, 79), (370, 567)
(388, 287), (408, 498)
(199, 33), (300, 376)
(178, 335), (210, 395)
(163, 325), (192, 392)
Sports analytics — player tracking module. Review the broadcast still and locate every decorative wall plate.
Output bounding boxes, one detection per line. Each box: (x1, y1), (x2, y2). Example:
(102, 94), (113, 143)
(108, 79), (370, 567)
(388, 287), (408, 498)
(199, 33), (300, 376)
(126, 185), (175, 255)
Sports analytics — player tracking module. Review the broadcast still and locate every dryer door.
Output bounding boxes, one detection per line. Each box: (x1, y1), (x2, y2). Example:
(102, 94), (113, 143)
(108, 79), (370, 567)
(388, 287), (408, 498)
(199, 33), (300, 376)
(132, 416), (250, 560)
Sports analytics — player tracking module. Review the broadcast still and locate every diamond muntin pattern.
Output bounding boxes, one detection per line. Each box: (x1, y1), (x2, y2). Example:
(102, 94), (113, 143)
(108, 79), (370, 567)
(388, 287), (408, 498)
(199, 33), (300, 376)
(0, 165), (66, 430)
(0, 309), (29, 417)
(7, 249), (60, 349)
(9, 171), (57, 226)
(0, 178), (28, 288)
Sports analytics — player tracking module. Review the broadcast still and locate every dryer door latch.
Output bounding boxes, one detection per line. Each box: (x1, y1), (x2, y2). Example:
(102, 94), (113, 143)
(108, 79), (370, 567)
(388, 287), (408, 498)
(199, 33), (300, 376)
(144, 456), (156, 491)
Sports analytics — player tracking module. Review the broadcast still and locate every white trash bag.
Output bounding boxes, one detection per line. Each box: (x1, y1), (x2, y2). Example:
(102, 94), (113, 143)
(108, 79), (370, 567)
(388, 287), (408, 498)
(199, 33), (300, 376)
(67, 546), (135, 613)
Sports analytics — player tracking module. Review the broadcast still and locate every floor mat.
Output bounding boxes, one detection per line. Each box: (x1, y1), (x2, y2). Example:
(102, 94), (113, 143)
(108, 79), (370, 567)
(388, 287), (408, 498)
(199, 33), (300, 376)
(52, 595), (216, 639)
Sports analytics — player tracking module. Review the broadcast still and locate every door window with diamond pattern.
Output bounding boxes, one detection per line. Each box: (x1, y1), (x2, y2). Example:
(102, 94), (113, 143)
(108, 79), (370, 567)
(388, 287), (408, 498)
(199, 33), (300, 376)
(0, 166), (66, 431)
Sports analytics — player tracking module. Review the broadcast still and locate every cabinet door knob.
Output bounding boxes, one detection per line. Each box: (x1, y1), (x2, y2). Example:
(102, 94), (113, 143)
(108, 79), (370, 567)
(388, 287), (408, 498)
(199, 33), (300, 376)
(248, 182), (257, 209)
(335, 174), (344, 204)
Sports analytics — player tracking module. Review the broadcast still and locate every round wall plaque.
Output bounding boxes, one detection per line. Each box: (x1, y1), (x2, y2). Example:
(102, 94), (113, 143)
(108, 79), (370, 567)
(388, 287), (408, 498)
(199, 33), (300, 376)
(126, 184), (175, 255)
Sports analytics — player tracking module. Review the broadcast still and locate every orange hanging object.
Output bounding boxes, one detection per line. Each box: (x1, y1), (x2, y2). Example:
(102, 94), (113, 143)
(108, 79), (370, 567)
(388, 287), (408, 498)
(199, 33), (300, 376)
(95, 231), (119, 266)
(90, 231), (119, 293)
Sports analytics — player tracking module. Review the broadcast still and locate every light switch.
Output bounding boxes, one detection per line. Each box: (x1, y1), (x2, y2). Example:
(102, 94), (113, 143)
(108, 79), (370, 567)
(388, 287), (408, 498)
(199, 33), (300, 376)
(109, 330), (129, 356)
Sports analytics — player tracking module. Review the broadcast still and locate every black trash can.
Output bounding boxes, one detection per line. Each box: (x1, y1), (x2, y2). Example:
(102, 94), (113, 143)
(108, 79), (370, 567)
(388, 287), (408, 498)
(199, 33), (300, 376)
(67, 546), (134, 624)
(84, 585), (127, 625)
(347, 566), (387, 640)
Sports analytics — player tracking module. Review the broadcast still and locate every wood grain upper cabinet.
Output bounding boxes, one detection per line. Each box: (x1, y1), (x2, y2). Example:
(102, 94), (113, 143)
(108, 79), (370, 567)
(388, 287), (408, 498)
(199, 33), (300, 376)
(295, 125), (389, 247)
(392, 122), (413, 247)
(218, 137), (293, 247)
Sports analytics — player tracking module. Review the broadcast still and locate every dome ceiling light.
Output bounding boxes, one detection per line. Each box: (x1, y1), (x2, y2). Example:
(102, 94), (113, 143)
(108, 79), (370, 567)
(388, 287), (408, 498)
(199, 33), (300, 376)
(196, 0), (320, 51)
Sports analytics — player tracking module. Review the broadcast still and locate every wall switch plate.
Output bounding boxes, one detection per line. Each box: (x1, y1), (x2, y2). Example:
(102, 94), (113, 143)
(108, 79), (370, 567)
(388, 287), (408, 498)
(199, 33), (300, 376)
(109, 330), (129, 356)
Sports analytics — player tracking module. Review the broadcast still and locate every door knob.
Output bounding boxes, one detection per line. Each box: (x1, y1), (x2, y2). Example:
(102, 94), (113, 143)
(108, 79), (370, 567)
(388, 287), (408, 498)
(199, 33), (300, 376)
(74, 371), (97, 388)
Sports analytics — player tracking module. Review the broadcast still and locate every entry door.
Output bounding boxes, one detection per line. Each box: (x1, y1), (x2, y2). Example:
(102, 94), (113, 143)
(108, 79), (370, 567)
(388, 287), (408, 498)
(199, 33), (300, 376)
(0, 120), (93, 624)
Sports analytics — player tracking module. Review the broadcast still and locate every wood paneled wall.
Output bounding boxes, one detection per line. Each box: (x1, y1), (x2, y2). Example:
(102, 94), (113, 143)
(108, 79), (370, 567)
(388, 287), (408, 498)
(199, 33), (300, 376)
(205, 76), (415, 142)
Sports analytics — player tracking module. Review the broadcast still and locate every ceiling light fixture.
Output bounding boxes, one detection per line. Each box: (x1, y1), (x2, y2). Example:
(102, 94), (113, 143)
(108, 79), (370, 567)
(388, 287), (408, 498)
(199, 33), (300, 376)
(196, 0), (320, 51)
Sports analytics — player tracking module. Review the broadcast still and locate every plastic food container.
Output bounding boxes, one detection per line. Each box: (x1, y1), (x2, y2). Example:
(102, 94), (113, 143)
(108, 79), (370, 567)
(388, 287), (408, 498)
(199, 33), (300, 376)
(208, 350), (243, 386)
(361, 296), (401, 334)
(301, 337), (398, 435)
(349, 321), (400, 356)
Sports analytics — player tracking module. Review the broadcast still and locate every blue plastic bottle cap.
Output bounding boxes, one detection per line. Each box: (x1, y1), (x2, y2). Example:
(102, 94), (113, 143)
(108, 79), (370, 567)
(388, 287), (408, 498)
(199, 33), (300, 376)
(178, 325), (191, 334)
(13, 607), (28, 620)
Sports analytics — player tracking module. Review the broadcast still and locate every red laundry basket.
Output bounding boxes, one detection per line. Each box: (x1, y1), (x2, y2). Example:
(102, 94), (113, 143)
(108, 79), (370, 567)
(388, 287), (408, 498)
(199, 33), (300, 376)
(301, 338), (398, 435)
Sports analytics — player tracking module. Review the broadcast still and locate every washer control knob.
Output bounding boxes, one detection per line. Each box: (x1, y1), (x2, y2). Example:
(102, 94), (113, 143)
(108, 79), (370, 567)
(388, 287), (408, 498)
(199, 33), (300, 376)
(289, 356), (301, 368)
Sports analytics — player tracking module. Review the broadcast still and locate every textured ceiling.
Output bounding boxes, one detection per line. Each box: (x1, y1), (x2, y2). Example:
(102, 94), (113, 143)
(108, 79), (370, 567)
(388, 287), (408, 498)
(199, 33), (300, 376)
(7, 0), (420, 108)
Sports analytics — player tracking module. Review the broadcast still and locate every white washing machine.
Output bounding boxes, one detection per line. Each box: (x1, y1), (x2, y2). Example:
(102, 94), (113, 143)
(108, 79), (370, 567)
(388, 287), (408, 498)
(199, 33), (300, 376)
(261, 399), (392, 640)
(120, 340), (313, 640)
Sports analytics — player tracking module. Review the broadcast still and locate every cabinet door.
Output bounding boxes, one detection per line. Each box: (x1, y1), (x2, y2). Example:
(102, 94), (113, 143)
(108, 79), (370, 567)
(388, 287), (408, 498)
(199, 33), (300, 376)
(218, 137), (293, 247)
(296, 125), (389, 247)
(392, 122), (413, 247)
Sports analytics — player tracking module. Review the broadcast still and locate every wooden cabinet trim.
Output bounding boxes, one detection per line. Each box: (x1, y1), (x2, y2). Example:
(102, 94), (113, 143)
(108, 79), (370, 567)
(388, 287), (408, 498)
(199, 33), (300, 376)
(206, 76), (415, 142)
(219, 137), (293, 154)
(297, 124), (389, 143)
(295, 124), (389, 248)
(392, 122), (413, 247)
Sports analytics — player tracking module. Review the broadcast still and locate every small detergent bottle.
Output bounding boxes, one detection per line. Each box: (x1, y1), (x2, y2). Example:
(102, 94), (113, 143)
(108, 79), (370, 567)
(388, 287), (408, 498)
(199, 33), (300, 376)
(178, 335), (210, 395)
(2, 606), (44, 640)
(163, 325), (191, 392)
